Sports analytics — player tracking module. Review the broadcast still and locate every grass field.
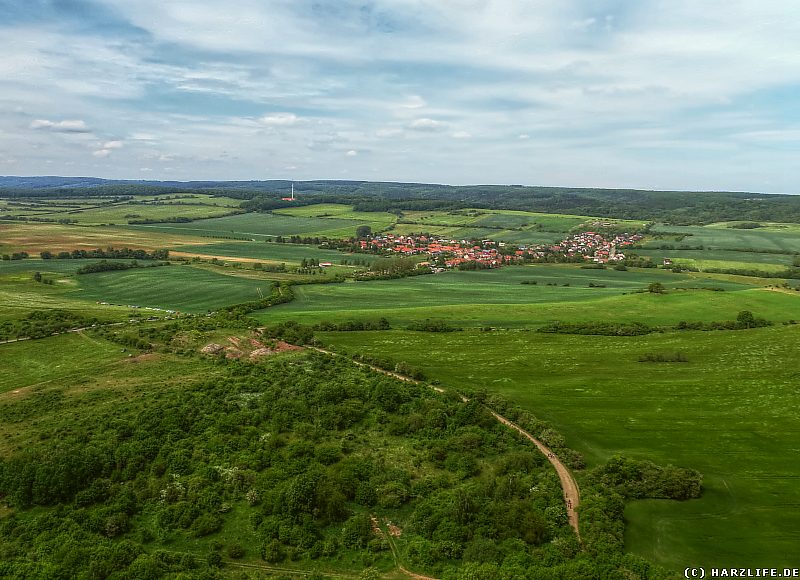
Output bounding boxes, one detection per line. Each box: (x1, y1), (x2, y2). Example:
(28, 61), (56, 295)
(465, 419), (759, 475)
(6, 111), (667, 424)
(0, 260), (138, 322)
(0, 332), (126, 395)
(650, 223), (800, 252)
(255, 264), (798, 327)
(168, 240), (382, 265)
(318, 325), (800, 569)
(274, 203), (397, 227)
(635, 248), (795, 267)
(72, 265), (272, 312)
(127, 212), (382, 240)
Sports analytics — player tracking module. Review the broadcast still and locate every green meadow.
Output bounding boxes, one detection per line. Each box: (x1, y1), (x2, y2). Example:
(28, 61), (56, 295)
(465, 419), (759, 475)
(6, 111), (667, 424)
(129, 211), (383, 239)
(0, 260), (137, 322)
(650, 223), (800, 252)
(256, 264), (797, 328)
(318, 325), (800, 570)
(635, 248), (795, 267)
(0, 332), (126, 395)
(72, 265), (270, 312)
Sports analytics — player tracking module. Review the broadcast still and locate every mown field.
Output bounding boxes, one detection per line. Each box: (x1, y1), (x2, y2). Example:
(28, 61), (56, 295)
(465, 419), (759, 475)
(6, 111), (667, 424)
(318, 325), (800, 570)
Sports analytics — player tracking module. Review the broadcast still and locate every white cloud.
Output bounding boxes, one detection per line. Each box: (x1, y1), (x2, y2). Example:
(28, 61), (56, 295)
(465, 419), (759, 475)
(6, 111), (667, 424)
(346, 150), (358, 157)
(92, 149), (111, 158)
(2, 1), (799, 191)
(259, 113), (299, 126)
(30, 119), (90, 133)
(376, 128), (404, 138)
(103, 140), (124, 149)
(409, 118), (446, 131)
(401, 95), (427, 109)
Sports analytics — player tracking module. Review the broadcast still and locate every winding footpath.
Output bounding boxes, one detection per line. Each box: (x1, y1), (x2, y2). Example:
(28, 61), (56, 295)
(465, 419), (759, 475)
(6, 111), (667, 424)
(310, 346), (582, 544)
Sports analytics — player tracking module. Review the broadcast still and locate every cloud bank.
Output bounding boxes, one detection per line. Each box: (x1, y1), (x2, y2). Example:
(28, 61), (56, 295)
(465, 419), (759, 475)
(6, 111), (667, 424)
(1, 0), (798, 192)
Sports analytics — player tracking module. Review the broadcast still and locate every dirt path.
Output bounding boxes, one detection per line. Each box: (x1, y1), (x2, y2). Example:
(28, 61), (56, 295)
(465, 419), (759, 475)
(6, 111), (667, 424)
(309, 346), (581, 541)
(488, 411), (580, 539)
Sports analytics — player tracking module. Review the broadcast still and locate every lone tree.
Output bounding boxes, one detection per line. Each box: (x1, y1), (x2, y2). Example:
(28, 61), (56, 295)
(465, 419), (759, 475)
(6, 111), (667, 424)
(648, 282), (665, 294)
(736, 310), (756, 328)
(355, 225), (372, 239)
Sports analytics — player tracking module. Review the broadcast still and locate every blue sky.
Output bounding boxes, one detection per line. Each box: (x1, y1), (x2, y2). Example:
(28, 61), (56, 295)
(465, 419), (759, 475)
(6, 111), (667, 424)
(1, 0), (799, 192)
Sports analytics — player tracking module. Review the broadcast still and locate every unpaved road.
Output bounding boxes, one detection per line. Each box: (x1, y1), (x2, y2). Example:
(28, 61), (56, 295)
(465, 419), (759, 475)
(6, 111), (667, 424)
(309, 346), (582, 540)
(489, 410), (580, 538)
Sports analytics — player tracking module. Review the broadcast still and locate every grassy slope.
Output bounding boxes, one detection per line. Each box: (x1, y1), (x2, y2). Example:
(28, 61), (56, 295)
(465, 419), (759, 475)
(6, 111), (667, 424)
(0, 333), (126, 395)
(256, 265), (797, 328)
(318, 326), (800, 569)
(72, 265), (271, 313)
(0, 261), (137, 322)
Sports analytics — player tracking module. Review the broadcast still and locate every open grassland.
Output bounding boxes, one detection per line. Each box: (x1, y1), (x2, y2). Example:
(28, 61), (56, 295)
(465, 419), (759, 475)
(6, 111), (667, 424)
(168, 240), (382, 265)
(0, 261), (137, 322)
(318, 325), (800, 569)
(0, 222), (212, 254)
(635, 248), (795, 267)
(0, 332), (127, 395)
(73, 265), (271, 312)
(256, 264), (797, 327)
(650, 223), (800, 252)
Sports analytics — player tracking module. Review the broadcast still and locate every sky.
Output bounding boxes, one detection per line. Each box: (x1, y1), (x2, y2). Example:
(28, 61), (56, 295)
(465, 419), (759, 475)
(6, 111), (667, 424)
(1, 0), (799, 192)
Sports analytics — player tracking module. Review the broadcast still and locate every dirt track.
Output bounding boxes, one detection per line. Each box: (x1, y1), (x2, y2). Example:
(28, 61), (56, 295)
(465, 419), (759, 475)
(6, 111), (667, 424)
(309, 346), (582, 541)
(489, 411), (580, 538)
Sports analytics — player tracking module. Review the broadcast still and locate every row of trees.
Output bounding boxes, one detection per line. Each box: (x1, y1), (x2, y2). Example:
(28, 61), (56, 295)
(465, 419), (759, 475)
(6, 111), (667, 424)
(40, 247), (170, 260)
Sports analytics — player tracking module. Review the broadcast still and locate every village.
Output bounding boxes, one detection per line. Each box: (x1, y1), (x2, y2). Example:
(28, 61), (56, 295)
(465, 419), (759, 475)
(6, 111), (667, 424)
(353, 230), (644, 270)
